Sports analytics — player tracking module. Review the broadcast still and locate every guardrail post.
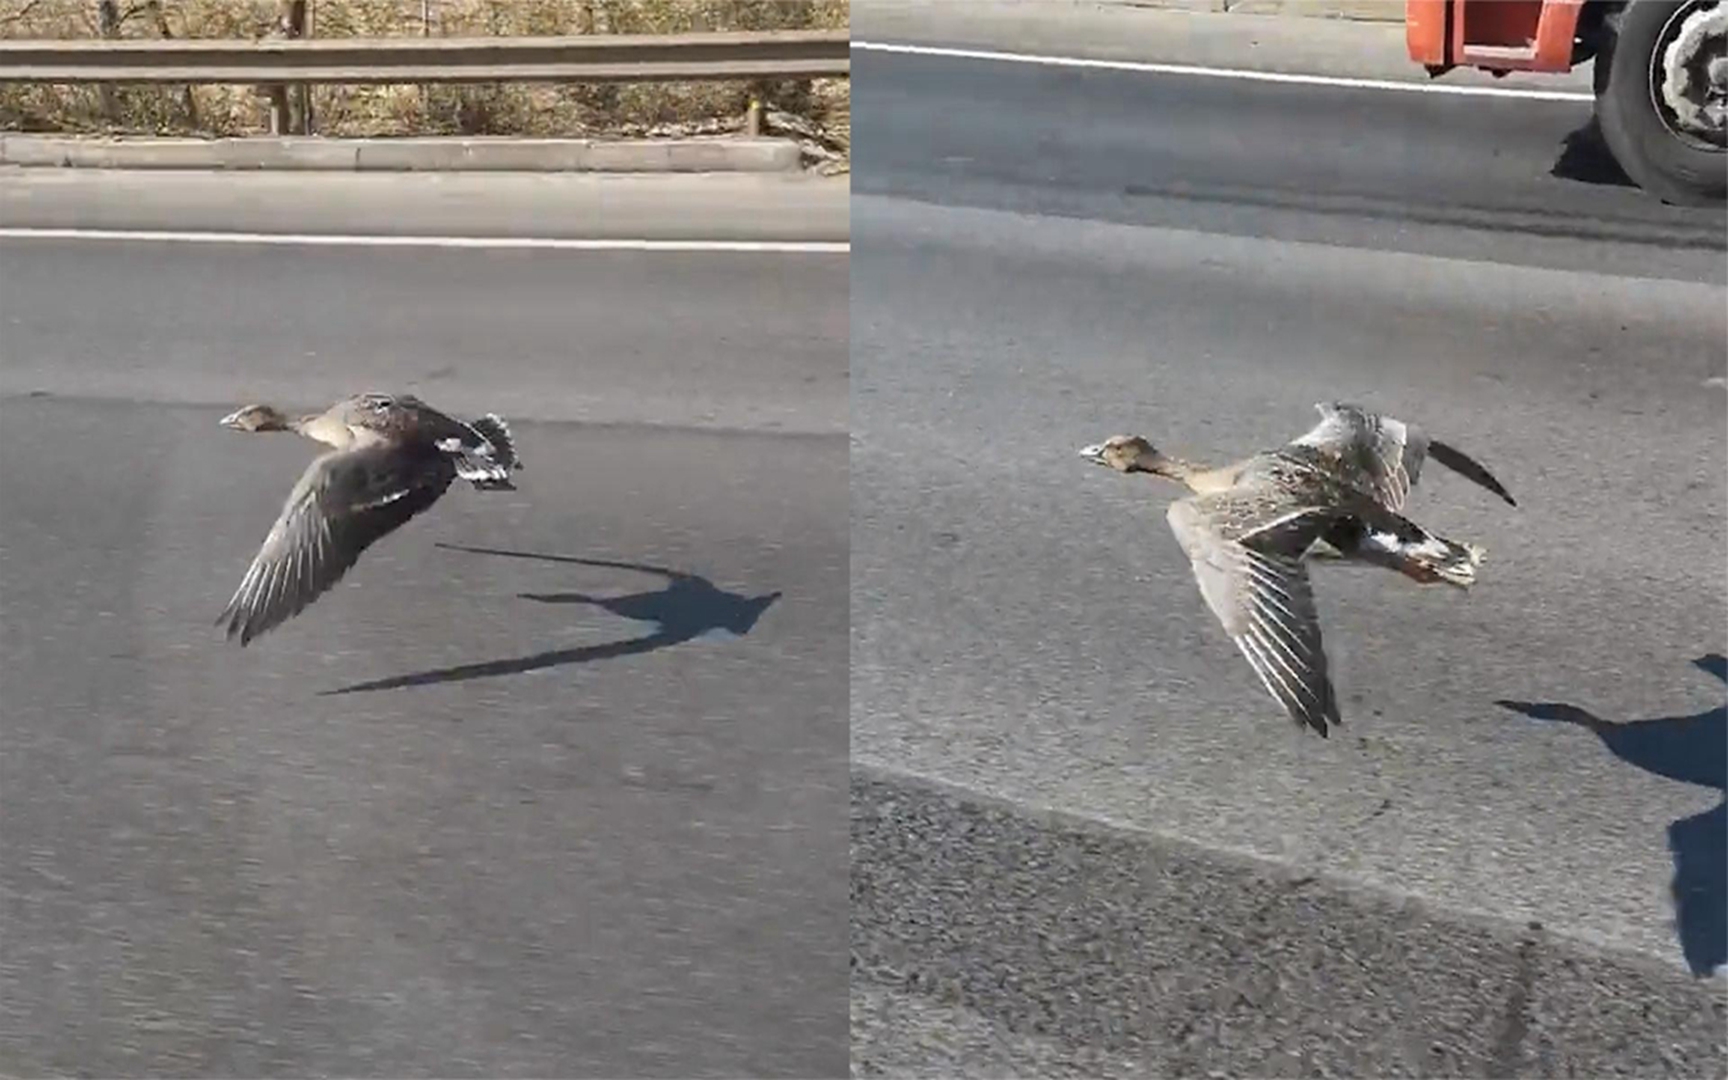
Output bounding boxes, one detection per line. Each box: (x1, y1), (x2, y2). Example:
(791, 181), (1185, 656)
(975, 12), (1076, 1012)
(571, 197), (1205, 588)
(142, 0), (196, 128)
(95, 0), (117, 123)
(291, 0), (312, 135)
(265, 0), (309, 136)
(420, 0), (433, 120)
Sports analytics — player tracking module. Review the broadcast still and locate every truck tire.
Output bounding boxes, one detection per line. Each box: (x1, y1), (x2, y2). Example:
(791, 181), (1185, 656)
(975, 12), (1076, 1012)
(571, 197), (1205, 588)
(1594, 0), (1726, 206)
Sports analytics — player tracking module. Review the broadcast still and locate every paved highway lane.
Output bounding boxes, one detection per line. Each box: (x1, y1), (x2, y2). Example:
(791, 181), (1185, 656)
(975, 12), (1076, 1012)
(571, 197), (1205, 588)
(852, 46), (1726, 279)
(0, 198), (847, 1078)
(849, 40), (1727, 1080)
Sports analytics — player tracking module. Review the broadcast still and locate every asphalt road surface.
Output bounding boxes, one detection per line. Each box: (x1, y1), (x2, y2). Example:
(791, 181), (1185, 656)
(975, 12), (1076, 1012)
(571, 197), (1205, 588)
(0, 179), (848, 1078)
(0, 170), (851, 244)
(850, 32), (1727, 1080)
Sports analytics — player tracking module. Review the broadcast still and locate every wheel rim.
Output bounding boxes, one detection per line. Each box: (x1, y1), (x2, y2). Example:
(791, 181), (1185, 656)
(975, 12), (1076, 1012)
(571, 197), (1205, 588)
(1648, 0), (1728, 151)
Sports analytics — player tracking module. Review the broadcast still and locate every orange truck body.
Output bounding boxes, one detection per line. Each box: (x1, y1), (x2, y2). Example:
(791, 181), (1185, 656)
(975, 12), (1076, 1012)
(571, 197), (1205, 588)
(1407, 0), (1589, 74)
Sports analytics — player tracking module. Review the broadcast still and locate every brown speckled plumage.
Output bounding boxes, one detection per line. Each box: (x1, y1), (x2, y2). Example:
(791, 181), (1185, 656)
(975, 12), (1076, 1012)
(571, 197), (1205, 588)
(215, 393), (521, 645)
(1081, 402), (1515, 737)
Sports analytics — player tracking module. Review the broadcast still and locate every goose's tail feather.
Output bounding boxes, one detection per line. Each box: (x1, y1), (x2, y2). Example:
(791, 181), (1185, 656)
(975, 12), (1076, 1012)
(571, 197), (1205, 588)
(469, 414), (521, 471)
(438, 414), (520, 490)
(1328, 506), (1486, 589)
(1362, 525), (1485, 588)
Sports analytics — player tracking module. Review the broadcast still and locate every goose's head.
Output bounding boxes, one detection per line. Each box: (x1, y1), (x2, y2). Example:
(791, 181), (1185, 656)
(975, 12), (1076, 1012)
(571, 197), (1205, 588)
(220, 404), (293, 432)
(1079, 434), (1169, 476)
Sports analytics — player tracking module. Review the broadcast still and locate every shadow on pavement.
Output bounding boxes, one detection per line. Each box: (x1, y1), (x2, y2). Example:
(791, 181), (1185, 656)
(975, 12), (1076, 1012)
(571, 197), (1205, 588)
(1550, 115), (1637, 189)
(1497, 654), (1726, 978)
(323, 543), (780, 695)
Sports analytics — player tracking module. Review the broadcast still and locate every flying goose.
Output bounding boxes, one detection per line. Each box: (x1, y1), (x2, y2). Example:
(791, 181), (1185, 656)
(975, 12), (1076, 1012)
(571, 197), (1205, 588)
(215, 393), (521, 645)
(1080, 402), (1515, 736)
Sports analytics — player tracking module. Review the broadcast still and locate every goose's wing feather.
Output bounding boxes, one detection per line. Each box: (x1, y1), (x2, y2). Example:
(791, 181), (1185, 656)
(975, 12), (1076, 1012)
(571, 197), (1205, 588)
(1290, 402), (1516, 509)
(1167, 495), (1342, 736)
(218, 445), (455, 645)
(1426, 438), (1517, 507)
(336, 392), (433, 434)
(1288, 402), (1429, 512)
(345, 391), (423, 413)
(345, 393), (502, 456)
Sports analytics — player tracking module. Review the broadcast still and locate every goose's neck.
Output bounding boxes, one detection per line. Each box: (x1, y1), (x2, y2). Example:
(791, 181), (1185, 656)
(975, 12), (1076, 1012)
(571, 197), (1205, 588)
(1145, 454), (1206, 489)
(261, 415), (308, 434)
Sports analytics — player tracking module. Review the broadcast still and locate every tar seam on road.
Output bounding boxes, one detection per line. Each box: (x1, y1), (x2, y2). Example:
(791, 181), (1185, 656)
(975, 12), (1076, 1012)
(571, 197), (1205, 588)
(0, 227), (850, 253)
(851, 40), (1597, 102)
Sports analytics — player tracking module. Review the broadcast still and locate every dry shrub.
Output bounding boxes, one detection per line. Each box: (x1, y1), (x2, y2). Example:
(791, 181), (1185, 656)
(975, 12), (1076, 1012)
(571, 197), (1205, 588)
(0, 0), (849, 152)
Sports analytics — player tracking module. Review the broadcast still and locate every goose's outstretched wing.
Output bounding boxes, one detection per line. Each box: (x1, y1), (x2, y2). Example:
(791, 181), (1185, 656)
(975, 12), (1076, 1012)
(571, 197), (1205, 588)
(218, 444), (455, 645)
(1166, 497), (1342, 736)
(1289, 402), (1516, 511)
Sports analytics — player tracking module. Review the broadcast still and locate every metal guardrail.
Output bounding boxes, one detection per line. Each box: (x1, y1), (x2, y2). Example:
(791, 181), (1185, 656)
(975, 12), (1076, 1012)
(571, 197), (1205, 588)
(0, 29), (851, 84)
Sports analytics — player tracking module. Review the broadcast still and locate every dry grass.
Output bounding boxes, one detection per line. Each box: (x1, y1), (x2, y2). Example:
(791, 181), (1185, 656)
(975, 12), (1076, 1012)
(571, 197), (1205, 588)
(0, 0), (849, 163)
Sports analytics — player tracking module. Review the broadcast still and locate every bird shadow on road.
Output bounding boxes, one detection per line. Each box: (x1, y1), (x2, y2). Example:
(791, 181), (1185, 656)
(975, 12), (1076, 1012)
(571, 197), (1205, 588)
(322, 543), (780, 695)
(1549, 116), (1637, 189)
(1496, 654), (1726, 978)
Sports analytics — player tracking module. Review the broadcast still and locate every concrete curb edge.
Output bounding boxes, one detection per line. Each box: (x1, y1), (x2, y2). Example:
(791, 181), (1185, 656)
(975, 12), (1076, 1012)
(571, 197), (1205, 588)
(0, 134), (805, 173)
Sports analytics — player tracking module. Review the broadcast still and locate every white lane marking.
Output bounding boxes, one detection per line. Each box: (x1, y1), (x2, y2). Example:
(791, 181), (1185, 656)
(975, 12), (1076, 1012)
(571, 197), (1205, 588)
(853, 40), (1596, 102)
(0, 227), (848, 252)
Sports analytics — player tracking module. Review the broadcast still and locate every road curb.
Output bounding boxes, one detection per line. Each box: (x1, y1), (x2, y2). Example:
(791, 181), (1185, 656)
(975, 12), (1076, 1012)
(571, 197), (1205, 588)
(851, 767), (1728, 1077)
(0, 134), (804, 173)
